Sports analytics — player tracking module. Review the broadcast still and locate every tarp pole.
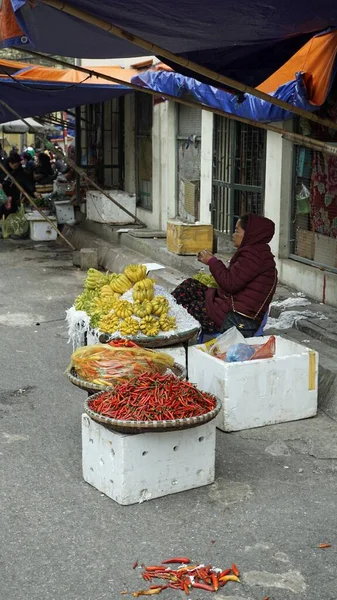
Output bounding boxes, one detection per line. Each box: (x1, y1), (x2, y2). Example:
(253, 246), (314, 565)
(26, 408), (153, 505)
(39, 0), (337, 134)
(0, 161), (76, 250)
(14, 51), (337, 158)
(0, 101), (146, 227)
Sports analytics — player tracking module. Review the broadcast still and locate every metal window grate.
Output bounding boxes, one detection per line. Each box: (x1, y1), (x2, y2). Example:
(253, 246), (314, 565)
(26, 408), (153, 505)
(212, 116), (266, 232)
(135, 93), (153, 211)
(80, 98), (124, 188)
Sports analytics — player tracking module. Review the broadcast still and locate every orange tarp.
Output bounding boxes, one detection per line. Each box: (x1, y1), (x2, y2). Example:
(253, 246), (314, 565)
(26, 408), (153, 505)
(0, 0), (25, 45)
(12, 65), (138, 86)
(258, 30), (337, 106)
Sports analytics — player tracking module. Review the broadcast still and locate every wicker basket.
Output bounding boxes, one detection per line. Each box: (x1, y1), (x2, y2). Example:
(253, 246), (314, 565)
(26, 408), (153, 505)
(98, 326), (200, 348)
(67, 361), (186, 394)
(84, 394), (221, 434)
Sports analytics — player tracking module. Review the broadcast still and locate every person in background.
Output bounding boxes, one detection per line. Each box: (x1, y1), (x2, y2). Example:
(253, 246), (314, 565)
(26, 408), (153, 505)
(172, 214), (278, 336)
(53, 146), (67, 174)
(33, 152), (54, 185)
(0, 143), (7, 161)
(0, 152), (35, 215)
(26, 145), (36, 159)
(23, 152), (36, 177)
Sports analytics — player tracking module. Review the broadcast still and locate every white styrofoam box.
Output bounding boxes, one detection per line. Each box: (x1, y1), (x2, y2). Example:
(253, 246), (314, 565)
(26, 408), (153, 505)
(82, 414), (216, 505)
(86, 190), (136, 224)
(54, 200), (75, 224)
(26, 214), (57, 241)
(188, 336), (318, 432)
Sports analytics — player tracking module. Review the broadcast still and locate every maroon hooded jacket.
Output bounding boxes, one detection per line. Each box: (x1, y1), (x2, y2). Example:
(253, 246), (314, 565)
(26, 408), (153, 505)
(205, 215), (277, 328)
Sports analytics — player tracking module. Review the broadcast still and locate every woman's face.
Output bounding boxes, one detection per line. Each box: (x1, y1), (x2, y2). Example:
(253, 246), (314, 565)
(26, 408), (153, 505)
(232, 220), (245, 248)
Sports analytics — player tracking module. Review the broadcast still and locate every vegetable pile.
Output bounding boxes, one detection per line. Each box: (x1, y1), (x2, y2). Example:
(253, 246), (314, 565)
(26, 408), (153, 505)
(124, 557), (241, 596)
(88, 374), (216, 421)
(69, 344), (175, 387)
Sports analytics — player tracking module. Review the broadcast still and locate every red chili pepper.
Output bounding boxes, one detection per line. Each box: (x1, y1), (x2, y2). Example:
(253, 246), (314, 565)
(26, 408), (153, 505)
(161, 557), (191, 565)
(219, 568), (231, 578)
(318, 543), (332, 548)
(192, 582), (215, 591)
(232, 563), (240, 577)
(211, 573), (219, 591)
(133, 561), (138, 569)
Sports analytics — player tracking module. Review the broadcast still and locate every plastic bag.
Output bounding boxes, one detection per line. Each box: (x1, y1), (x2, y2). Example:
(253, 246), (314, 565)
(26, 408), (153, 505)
(225, 335), (276, 363)
(0, 185), (7, 206)
(296, 183), (310, 215)
(2, 204), (29, 239)
(208, 326), (246, 356)
(68, 344), (175, 386)
(251, 335), (275, 360)
(226, 343), (255, 362)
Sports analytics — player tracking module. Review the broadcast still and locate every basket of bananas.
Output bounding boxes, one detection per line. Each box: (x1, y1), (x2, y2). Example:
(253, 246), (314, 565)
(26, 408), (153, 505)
(72, 265), (200, 348)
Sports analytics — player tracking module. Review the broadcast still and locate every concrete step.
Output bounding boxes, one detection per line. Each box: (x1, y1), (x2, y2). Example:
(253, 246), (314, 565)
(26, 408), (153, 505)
(268, 326), (337, 419)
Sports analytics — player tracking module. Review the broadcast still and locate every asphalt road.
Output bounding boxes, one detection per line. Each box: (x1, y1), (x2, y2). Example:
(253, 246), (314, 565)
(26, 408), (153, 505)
(1, 239), (336, 600)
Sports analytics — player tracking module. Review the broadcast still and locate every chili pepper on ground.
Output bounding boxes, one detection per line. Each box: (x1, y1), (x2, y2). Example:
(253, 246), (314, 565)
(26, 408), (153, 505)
(161, 557), (191, 565)
(211, 573), (219, 591)
(219, 574), (241, 584)
(133, 561), (139, 569)
(318, 543), (332, 548)
(232, 563), (240, 577)
(191, 582), (215, 591)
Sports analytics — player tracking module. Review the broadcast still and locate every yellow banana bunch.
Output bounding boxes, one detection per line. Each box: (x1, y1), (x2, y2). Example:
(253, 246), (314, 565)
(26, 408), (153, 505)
(159, 314), (176, 331)
(98, 313), (120, 334)
(133, 278), (155, 302)
(124, 264), (147, 283)
(90, 313), (101, 329)
(119, 317), (140, 336)
(151, 296), (169, 316)
(133, 301), (153, 318)
(193, 272), (218, 288)
(114, 300), (134, 319)
(90, 296), (106, 316)
(140, 315), (160, 337)
(100, 296), (119, 313)
(85, 268), (106, 291)
(100, 285), (121, 300)
(110, 274), (133, 294)
(74, 290), (97, 313)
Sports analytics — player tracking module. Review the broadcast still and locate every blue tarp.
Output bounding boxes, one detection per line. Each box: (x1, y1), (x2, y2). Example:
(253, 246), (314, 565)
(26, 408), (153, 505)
(131, 70), (315, 123)
(0, 78), (131, 124)
(5, 0), (337, 86)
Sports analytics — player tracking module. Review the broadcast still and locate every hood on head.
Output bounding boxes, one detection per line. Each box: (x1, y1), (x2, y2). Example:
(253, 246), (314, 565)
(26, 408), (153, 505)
(241, 214), (275, 247)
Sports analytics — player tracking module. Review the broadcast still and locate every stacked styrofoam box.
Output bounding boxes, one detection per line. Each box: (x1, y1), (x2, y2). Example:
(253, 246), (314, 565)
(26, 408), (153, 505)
(188, 336), (318, 432)
(82, 414), (216, 505)
(54, 200), (75, 224)
(26, 214), (57, 241)
(86, 190), (136, 224)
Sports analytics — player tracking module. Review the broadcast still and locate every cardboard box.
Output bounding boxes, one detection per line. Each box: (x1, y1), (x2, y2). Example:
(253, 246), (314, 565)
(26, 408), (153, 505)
(296, 228), (315, 260)
(313, 233), (337, 268)
(166, 219), (213, 255)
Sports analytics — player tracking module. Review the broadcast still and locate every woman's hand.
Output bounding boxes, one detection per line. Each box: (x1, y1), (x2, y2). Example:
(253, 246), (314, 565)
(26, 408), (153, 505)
(197, 249), (214, 265)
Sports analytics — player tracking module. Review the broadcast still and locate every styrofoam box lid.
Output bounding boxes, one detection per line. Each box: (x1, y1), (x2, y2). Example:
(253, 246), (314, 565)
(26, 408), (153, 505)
(26, 214), (57, 221)
(54, 201), (73, 206)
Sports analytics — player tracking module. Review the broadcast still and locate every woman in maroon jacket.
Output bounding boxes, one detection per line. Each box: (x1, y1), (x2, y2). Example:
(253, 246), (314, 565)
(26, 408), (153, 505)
(172, 214), (277, 336)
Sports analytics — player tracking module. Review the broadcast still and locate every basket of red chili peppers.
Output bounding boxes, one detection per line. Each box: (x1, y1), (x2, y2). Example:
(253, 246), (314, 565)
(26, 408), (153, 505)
(84, 373), (221, 432)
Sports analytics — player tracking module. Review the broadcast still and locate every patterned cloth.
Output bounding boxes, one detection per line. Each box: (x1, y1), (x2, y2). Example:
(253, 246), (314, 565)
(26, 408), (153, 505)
(172, 278), (219, 334)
